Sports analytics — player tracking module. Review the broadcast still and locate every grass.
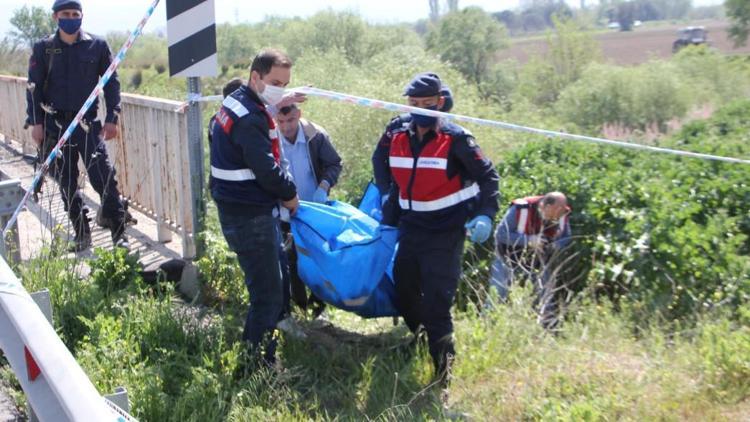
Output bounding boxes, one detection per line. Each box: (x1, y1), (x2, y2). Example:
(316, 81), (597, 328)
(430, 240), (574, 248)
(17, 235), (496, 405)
(1, 246), (748, 421)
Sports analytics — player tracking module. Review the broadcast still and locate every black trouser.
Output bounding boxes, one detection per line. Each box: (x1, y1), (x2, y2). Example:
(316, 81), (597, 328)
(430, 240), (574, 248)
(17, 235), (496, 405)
(217, 208), (286, 364)
(393, 225), (465, 374)
(45, 117), (125, 230)
(280, 222), (325, 315)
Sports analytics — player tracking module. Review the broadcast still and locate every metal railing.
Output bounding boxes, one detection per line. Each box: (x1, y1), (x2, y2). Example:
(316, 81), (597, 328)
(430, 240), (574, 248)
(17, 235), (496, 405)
(0, 76), (34, 156)
(0, 75), (195, 258)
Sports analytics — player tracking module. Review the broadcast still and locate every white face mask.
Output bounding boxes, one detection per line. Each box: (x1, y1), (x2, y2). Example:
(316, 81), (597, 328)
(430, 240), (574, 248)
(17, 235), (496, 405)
(259, 83), (286, 106)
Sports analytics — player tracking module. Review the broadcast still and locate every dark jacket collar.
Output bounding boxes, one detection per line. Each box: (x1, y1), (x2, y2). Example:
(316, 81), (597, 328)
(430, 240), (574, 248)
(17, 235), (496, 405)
(53, 30), (92, 45)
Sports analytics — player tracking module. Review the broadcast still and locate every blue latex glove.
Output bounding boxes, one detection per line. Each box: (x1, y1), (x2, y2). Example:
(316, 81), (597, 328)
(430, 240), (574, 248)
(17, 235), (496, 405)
(370, 208), (383, 222)
(312, 187), (328, 203)
(465, 215), (492, 243)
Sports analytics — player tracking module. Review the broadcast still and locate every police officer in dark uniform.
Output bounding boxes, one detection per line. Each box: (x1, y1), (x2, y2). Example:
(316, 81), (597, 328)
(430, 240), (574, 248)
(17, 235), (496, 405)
(209, 49), (300, 366)
(371, 78), (453, 197)
(381, 72), (499, 385)
(26, 0), (129, 251)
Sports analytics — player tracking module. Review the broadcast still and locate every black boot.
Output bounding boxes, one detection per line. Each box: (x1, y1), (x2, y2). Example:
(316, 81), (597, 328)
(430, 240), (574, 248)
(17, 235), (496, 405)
(97, 204), (131, 250)
(69, 209), (92, 252)
(434, 352), (454, 389)
(110, 220), (130, 250)
(96, 200), (137, 230)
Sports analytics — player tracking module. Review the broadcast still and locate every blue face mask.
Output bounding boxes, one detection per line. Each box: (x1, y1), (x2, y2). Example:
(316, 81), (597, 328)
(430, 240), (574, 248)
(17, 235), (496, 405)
(411, 105), (439, 128)
(58, 18), (82, 35)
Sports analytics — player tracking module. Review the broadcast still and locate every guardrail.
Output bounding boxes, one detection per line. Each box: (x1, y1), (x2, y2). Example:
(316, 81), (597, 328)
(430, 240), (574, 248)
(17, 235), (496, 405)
(0, 257), (137, 421)
(0, 75), (196, 258)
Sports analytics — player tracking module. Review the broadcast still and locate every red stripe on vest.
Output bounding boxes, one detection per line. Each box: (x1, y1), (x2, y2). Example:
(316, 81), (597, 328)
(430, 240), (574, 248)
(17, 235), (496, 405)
(513, 196), (569, 238)
(217, 109), (234, 135)
(262, 109), (281, 165)
(389, 131), (463, 206)
(218, 105), (281, 165)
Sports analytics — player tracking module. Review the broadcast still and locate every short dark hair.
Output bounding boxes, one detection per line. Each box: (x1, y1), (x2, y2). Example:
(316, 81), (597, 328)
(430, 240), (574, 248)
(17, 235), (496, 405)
(222, 78), (244, 98)
(250, 48), (292, 78)
(278, 104), (299, 115)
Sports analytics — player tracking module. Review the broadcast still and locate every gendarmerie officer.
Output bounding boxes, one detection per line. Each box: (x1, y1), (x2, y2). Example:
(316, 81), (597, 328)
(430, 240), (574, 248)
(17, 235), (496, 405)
(26, 0), (129, 251)
(382, 72), (499, 385)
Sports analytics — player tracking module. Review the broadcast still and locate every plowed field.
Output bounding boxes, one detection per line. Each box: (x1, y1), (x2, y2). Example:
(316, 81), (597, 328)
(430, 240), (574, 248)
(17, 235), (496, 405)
(499, 20), (750, 65)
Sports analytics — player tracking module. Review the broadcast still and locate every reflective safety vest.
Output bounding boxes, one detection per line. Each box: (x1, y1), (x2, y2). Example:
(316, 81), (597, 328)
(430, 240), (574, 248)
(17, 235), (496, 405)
(388, 130), (479, 212)
(512, 196), (570, 239)
(209, 87), (283, 206)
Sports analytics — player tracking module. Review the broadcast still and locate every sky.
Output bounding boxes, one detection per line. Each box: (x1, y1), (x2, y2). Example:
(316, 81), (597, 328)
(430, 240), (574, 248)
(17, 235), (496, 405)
(0, 0), (726, 37)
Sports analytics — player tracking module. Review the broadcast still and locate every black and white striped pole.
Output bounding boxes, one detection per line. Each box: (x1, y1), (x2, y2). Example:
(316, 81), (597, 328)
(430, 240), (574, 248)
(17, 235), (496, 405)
(167, 0), (218, 258)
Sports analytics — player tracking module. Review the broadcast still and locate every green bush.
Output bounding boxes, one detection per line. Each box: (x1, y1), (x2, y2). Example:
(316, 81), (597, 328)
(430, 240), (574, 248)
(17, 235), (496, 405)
(479, 60), (519, 110)
(216, 23), (261, 69)
(672, 46), (750, 106)
(556, 51), (750, 133)
(0, 38), (27, 75)
(216, 11), (422, 69)
(515, 18), (601, 106)
(18, 248), (105, 348)
(556, 61), (692, 132)
(90, 247), (141, 295)
(197, 230), (247, 307)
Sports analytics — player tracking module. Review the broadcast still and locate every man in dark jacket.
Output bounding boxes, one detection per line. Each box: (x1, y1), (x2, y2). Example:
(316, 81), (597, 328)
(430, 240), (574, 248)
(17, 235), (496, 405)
(275, 104), (342, 316)
(209, 48), (300, 366)
(382, 72), (499, 385)
(26, 0), (130, 251)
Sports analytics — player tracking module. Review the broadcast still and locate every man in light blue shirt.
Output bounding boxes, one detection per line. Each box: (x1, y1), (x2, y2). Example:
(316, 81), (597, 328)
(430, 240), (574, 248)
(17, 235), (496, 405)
(276, 104), (343, 317)
(277, 104), (342, 202)
(281, 121), (318, 202)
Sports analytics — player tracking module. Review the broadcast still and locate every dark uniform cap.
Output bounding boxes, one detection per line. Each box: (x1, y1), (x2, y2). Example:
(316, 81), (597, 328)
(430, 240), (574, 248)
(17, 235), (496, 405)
(403, 72), (442, 98)
(440, 85), (453, 112)
(52, 0), (82, 12)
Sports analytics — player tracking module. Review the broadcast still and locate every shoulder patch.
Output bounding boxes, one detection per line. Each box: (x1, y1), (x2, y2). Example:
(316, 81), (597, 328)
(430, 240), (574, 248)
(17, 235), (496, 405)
(387, 114), (410, 131)
(216, 108), (235, 135)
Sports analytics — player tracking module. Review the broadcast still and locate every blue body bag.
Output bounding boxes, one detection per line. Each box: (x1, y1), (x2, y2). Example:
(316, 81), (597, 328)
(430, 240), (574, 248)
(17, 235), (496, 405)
(289, 184), (398, 318)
